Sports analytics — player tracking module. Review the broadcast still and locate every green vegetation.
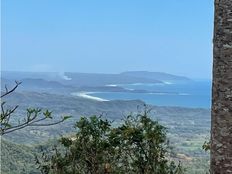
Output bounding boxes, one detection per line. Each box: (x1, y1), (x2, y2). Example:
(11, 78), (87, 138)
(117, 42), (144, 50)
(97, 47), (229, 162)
(1, 82), (70, 135)
(36, 111), (183, 174)
(1, 139), (39, 174)
(1, 78), (210, 173)
(1, 91), (210, 173)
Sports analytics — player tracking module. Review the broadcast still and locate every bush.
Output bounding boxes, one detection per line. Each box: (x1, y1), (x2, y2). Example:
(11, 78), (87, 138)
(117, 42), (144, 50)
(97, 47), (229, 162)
(36, 110), (183, 174)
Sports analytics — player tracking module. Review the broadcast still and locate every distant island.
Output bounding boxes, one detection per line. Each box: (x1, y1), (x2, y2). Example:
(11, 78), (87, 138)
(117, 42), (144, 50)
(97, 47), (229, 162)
(1, 70), (191, 92)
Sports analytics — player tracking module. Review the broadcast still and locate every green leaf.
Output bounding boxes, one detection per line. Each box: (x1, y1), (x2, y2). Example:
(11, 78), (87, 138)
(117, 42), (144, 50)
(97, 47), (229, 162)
(1, 123), (12, 128)
(63, 116), (72, 121)
(43, 110), (53, 119)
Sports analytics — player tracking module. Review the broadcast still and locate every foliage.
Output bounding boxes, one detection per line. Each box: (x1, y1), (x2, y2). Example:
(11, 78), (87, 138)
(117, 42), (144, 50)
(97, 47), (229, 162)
(0, 81), (70, 135)
(202, 141), (210, 152)
(1, 138), (40, 174)
(36, 110), (183, 174)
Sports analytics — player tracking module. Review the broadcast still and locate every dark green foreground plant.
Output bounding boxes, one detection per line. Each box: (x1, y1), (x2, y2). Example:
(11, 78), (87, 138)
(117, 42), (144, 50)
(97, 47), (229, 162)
(36, 109), (183, 174)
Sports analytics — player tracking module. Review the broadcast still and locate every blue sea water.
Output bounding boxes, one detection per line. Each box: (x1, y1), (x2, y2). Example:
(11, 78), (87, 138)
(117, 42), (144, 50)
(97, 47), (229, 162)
(89, 80), (212, 108)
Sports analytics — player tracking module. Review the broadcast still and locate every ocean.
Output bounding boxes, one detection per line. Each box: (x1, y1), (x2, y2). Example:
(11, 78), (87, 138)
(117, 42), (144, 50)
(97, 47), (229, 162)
(88, 80), (212, 108)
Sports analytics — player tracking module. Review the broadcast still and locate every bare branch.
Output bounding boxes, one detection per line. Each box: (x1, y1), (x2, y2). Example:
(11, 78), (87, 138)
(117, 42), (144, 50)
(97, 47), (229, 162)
(1, 116), (65, 135)
(1, 81), (69, 136)
(5, 85), (8, 93)
(1, 102), (6, 117)
(1, 81), (22, 98)
(29, 119), (65, 127)
(4, 105), (19, 118)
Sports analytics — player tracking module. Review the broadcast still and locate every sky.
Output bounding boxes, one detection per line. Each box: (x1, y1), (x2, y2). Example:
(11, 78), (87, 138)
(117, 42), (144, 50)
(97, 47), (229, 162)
(2, 0), (214, 79)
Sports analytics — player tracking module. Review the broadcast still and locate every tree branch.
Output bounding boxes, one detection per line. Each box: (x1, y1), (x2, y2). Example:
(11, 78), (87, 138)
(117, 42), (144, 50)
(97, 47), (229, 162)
(2, 117), (65, 135)
(1, 81), (69, 135)
(1, 81), (22, 98)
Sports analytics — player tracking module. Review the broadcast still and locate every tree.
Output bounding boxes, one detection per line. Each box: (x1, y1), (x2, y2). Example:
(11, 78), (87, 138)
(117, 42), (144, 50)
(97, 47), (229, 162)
(109, 109), (182, 174)
(36, 109), (183, 174)
(0, 81), (71, 135)
(211, 0), (232, 173)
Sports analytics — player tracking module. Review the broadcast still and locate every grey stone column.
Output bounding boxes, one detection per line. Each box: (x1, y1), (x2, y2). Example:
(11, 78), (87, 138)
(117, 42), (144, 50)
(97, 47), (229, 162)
(211, 0), (232, 173)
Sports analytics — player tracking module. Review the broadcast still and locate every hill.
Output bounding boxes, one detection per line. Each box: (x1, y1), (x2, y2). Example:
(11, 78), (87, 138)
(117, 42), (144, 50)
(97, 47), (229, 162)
(120, 71), (191, 82)
(1, 90), (210, 173)
(1, 138), (39, 174)
(1, 71), (191, 88)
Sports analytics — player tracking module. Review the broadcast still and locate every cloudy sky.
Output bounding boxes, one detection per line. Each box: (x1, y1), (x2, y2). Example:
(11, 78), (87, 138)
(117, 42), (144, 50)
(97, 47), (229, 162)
(2, 0), (213, 79)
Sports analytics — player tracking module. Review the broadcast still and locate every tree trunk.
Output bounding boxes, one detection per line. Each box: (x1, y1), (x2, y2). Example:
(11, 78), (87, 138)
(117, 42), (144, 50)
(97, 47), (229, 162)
(211, 0), (232, 173)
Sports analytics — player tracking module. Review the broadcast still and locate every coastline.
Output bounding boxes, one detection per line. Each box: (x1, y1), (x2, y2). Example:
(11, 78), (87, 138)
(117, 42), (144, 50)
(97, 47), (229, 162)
(71, 92), (109, 102)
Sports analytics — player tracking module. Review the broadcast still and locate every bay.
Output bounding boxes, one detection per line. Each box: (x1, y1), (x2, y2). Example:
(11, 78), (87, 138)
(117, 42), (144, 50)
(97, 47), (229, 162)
(88, 80), (212, 108)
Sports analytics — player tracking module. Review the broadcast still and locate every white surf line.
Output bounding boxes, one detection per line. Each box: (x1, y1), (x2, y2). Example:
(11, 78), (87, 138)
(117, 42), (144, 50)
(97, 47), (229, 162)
(71, 92), (109, 101)
(148, 92), (190, 95)
(162, 81), (174, 85)
(105, 84), (118, 87)
(178, 93), (190, 96)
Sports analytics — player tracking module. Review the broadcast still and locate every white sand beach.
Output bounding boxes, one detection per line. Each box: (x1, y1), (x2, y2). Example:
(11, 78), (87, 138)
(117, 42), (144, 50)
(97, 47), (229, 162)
(71, 92), (109, 101)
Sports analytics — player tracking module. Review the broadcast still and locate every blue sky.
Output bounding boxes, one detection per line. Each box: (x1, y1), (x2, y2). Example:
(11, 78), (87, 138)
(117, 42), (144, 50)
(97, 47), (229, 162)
(2, 0), (213, 79)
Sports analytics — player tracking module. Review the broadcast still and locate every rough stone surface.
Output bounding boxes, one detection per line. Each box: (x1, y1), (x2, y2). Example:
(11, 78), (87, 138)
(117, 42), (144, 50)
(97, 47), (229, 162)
(211, 0), (232, 173)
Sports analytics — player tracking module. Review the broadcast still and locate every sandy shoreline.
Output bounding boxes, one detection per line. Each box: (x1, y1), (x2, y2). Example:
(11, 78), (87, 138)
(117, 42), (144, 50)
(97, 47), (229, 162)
(71, 92), (109, 101)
